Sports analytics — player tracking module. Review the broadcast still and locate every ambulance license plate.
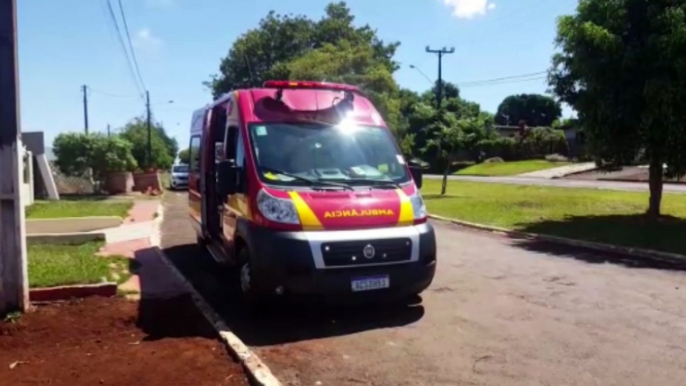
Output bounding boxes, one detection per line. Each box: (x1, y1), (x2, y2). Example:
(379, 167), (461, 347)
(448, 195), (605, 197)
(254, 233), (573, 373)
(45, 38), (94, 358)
(351, 275), (390, 292)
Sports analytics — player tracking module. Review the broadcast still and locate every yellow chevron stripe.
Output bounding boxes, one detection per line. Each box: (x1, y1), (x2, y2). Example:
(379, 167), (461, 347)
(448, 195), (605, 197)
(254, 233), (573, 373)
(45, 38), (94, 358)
(289, 192), (324, 230)
(396, 189), (414, 226)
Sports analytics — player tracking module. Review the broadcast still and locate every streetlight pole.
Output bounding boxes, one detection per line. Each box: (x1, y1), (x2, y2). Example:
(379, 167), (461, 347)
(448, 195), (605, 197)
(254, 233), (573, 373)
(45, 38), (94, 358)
(409, 64), (434, 86)
(0, 0), (28, 314)
(82, 85), (89, 134)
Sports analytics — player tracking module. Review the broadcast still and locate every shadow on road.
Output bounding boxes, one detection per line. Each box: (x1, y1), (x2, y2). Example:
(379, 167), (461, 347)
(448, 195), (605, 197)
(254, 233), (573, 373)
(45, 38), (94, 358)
(162, 243), (425, 347)
(424, 194), (468, 200)
(131, 247), (217, 341)
(509, 214), (686, 272)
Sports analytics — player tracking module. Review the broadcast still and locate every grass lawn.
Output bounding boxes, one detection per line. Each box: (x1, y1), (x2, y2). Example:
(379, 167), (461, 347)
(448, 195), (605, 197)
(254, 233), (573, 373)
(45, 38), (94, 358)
(26, 200), (132, 219)
(28, 242), (130, 288)
(422, 179), (686, 255)
(455, 160), (571, 176)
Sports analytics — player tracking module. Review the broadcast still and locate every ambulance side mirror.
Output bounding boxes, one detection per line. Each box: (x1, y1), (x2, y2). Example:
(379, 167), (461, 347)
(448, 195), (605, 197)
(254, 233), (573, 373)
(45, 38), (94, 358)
(408, 161), (423, 189)
(217, 160), (238, 197)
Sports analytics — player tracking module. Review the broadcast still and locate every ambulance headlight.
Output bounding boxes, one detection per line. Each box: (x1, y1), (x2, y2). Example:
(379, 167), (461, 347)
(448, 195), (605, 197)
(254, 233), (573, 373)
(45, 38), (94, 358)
(257, 189), (300, 225)
(409, 191), (427, 220)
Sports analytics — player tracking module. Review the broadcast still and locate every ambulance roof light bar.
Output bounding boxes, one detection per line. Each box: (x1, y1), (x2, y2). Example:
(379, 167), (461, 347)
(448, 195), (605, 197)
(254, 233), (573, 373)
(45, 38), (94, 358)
(263, 80), (359, 102)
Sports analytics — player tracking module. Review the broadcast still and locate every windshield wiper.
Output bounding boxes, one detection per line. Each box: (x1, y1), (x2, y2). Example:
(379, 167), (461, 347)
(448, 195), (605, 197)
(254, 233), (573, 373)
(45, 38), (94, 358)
(260, 167), (353, 190)
(347, 178), (402, 189)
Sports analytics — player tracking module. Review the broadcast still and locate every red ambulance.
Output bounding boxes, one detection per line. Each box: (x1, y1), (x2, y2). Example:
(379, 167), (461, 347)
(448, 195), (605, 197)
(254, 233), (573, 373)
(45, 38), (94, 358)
(188, 81), (436, 303)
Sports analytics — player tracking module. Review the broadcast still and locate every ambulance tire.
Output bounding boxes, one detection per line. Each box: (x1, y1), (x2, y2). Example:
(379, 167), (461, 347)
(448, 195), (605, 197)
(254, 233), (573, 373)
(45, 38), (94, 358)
(237, 248), (267, 306)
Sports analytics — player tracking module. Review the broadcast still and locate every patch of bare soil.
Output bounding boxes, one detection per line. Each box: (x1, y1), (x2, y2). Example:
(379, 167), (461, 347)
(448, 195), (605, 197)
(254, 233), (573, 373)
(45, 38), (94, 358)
(568, 166), (685, 183)
(0, 296), (248, 386)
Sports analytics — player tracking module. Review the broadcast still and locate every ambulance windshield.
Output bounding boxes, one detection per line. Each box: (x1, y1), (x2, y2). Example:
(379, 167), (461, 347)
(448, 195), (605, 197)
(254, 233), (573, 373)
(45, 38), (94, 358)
(248, 123), (411, 187)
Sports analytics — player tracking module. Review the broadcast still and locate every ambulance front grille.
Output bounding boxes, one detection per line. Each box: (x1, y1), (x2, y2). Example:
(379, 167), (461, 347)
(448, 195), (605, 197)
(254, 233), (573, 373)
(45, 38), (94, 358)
(321, 238), (412, 267)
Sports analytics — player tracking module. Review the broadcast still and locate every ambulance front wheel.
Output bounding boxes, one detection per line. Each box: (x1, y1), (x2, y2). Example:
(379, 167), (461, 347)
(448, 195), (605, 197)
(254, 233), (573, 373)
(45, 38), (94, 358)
(237, 248), (267, 305)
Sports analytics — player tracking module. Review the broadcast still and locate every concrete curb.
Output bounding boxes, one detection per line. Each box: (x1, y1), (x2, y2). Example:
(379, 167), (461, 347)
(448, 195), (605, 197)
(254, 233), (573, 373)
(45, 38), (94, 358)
(597, 177), (686, 186)
(152, 247), (282, 386)
(429, 214), (686, 264)
(29, 282), (118, 302)
(27, 232), (107, 245)
(27, 216), (123, 234)
(148, 199), (281, 386)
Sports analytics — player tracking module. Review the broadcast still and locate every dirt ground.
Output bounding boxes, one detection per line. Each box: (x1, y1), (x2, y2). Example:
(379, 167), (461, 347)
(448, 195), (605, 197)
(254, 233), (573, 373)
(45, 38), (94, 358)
(568, 166), (685, 184)
(0, 296), (248, 386)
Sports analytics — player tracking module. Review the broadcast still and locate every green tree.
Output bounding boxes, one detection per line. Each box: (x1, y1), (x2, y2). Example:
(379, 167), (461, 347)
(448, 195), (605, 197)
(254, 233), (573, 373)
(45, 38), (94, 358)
(178, 148), (190, 164)
(550, 0), (686, 218)
(285, 38), (405, 135)
(495, 94), (562, 127)
(119, 118), (175, 170)
(207, 2), (399, 99)
(410, 81), (496, 169)
(423, 111), (494, 195)
(205, 2), (411, 143)
(53, 133), (137, 181)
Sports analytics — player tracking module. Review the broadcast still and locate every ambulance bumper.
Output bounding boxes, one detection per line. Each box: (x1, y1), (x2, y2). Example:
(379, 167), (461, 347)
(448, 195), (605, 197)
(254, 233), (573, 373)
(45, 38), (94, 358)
(246, 223), (437, 301)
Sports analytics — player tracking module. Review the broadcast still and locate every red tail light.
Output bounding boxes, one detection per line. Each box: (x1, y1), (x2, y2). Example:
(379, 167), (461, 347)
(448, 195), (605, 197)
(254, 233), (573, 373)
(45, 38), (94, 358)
(263, 80), (360, 93)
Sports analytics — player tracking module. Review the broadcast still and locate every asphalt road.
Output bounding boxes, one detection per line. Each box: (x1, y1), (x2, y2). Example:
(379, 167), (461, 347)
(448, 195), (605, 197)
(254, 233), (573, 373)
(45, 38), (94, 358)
(161, 191), (686, 386)
(427, 174), (686, 194)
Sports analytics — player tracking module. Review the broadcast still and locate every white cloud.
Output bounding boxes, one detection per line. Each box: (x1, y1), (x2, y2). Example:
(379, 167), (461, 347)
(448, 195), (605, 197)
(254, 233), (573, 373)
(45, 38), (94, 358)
(132, 28), (163, 55)
(443, 0), (497, 19)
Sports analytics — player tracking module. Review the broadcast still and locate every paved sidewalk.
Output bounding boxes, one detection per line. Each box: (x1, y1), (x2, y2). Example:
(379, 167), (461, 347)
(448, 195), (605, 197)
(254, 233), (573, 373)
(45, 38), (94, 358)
(123, 200), (159, 223)
(98, 201), (160, 244)
(518, 162), (596, 178)
(98, 200), (187, 299)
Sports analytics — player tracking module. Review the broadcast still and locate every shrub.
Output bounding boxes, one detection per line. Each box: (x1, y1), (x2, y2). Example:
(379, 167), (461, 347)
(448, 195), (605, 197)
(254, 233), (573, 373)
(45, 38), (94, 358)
(545, 153), (569, 162)
(520, 127), (569, 158)
(118, 118), (176, 170)
(474, 128), (569, 162)
(53, 133), (137, 181)
(475, 137), (518, 161)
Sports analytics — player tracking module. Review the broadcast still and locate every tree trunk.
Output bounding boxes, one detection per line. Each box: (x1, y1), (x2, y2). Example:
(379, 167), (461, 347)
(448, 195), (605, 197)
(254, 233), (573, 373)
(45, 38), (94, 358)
(441, 150), (453, 196)
(647, 157), (663, 219)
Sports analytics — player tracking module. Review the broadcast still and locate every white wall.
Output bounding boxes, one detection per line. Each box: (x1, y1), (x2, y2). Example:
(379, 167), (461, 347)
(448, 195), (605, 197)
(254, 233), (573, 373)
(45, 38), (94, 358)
(22, 150), (34, 207)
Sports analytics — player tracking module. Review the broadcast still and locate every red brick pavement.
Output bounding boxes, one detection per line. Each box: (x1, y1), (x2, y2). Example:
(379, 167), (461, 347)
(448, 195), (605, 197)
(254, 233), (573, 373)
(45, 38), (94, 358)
(125, 201), (159, 223)
(99, 238), (151, 259)
(98, 199), (186, 298)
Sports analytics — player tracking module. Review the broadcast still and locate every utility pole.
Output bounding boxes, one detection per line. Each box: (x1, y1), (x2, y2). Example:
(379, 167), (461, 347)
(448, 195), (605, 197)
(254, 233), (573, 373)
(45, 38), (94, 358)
(107, 124), (110, 137)
(82, 85), (89, 134)
(145, 90), (151, 169)
(425, 46), (455, 109)
(0, 0), (29, 314)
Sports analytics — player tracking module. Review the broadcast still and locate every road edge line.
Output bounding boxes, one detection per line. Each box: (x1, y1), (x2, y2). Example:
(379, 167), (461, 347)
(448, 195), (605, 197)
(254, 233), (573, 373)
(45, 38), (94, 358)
(429, 214), (686, 264)
(149, 199), (282, 386)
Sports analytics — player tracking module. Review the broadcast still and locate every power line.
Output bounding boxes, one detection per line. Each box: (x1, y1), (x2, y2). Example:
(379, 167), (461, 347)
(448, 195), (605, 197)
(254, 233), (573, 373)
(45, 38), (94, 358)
(103, 0), (143, 95)
(88, 87), (139, 98)
(459, 76), (547, 88)
(457, 71), (547, 86)
(116, 0), (147, 92)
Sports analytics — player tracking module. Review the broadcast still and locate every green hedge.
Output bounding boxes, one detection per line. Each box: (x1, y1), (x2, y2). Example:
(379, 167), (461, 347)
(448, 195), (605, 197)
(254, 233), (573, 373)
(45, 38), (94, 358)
(476, 128), (569, 161)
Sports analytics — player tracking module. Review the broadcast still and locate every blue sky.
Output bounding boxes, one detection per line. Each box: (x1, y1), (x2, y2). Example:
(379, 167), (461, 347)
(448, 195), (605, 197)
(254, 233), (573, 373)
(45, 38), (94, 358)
(17, 0), (577, 150)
